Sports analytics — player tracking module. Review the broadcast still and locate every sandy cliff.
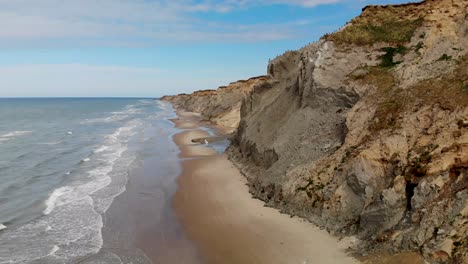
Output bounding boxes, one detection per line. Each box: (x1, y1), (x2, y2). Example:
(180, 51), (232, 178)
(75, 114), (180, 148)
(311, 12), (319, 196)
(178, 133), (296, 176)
(161, 76), (269, 132)
(163, 0), (468, 262)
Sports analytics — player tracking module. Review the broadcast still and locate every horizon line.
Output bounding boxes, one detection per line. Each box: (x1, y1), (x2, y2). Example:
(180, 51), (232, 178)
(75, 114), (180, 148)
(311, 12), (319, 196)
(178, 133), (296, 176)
(0, 96), (160, 99)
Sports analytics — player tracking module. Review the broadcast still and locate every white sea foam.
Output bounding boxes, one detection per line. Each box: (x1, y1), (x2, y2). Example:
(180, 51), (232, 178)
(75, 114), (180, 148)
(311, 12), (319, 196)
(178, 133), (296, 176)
(111, 105), (142, 115)
(0, 131), (32, 143)
(81, 114), (129, 124)
(1, 131), (32, 138)
(37, 141), (62, 145)
(43, 187), (72, 215)
(43, 168), (114, 217)
(93, 145), (110, 153)
(0, 224), (6, 231)
(157, 100), (173, 111)
(48, 245), (60, 256)
(81, 103), (144, 125)
(42, 120), (140, 218)
(0, 101), (171, 264)
(29, 120), (135, 260)
(138, 99), (154, 105)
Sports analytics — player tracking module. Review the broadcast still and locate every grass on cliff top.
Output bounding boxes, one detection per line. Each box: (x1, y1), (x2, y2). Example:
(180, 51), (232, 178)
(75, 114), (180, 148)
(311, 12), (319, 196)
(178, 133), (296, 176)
(326, 6), (424, 45)
(357, 55), (468, 132)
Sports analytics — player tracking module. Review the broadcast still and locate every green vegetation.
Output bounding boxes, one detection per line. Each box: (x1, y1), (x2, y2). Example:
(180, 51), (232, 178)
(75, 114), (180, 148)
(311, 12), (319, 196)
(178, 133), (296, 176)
(354, 67), (404, 132)
(326, 6), (424, 45)
(370, 75), (468, 132)
(379, 46), (407, 67)
(296, 174), (328, 207)
(405, 143), (438, 179)
(340, 145), (358, 164)
(415, 41), (424, 55)
(354, 55), (468, 132)
(437, 54), (453, 61)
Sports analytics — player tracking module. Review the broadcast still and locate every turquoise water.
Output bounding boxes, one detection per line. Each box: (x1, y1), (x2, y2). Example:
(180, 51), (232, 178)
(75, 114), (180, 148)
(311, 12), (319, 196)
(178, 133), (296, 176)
(0, 98), (177, 263)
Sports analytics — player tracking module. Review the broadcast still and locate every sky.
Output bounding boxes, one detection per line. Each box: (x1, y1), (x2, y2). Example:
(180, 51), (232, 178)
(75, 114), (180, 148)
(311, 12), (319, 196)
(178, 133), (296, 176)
(0, 0), (417, 98)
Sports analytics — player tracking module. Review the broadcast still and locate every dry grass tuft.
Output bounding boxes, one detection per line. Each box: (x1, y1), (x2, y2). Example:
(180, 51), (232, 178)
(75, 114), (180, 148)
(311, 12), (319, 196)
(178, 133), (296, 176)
(326, 6), (424, 45)
(355, 55), (468, 132)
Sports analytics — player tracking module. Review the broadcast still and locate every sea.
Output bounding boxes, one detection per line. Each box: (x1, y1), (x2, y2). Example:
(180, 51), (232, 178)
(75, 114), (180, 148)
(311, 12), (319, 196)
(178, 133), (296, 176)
(0, 98), (194, 263)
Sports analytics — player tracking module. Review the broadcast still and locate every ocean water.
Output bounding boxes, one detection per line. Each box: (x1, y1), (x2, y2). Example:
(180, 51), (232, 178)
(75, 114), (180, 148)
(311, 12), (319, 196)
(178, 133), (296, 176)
(0, 98), (178, 263)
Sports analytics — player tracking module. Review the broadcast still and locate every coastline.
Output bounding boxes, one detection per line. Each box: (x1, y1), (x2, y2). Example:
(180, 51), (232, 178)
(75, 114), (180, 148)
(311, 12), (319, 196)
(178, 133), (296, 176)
(97, 108), (202, 264)
(171, 111), (359, 264)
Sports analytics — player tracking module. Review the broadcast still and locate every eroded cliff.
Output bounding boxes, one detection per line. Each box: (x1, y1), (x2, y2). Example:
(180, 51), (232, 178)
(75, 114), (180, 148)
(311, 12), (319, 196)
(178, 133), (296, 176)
(164, 0), (468, 262)
(162, 76), (269, 132)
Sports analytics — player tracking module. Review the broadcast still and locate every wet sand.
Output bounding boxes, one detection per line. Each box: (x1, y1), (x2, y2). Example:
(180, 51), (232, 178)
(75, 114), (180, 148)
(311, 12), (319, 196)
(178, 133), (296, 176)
(97, 118), (203, 264)
(172, 113), (359, 264)
(170, 111), (205, 130)
(95, 109), (422, 264)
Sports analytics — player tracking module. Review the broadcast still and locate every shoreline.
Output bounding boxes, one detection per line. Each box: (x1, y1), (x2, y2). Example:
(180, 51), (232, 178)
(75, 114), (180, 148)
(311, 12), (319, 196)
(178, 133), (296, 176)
(171, 111), (359, 264)
(97, 110), (202, 264)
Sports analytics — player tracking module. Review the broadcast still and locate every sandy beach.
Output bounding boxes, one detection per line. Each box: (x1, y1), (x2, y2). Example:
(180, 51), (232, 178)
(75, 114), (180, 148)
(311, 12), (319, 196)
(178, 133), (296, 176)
(98, 114), (203, 264)
(171, 112), (359, 264)
(97, 110), (425, 264)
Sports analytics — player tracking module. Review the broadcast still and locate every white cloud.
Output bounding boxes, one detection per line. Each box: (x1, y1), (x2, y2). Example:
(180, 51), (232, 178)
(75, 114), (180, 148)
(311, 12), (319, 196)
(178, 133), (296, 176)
(268, 0), (341, 7)
(220, 0), (341, 9)
(184, 0), (342, 11)
(0, 0), (343, 47)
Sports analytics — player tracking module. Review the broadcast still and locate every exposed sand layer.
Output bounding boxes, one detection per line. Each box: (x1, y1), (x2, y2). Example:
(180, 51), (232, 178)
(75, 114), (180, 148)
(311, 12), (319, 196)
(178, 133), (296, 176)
(172, 115), (359, 264)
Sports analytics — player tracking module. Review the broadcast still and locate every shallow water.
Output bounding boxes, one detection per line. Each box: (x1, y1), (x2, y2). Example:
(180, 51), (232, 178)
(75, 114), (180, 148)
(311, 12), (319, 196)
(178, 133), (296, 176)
(0, 98), (183, 263)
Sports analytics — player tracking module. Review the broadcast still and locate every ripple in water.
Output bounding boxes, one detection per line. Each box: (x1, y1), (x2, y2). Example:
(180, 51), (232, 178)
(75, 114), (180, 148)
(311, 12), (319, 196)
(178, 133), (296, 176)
(0, 99), (173, 264)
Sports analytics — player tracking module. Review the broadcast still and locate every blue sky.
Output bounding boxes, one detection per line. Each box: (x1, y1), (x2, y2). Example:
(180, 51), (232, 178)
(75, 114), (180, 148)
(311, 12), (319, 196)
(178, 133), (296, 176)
(0, 0), (416, 97)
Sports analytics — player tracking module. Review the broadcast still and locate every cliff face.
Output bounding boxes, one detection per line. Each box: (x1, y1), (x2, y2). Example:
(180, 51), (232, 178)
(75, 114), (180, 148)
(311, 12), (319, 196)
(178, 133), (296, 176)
(162, 76), (269, 131)
(228, 0), (468, 262)
(163, 0), (468, 262)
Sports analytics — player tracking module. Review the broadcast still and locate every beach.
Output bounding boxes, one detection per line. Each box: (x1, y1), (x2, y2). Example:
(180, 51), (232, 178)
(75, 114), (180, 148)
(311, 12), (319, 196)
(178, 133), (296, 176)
(97, 108), (203, 264)
(171, 111), (359, 264)
(0, 99), (430, 264)
(91, 107), (425, 264)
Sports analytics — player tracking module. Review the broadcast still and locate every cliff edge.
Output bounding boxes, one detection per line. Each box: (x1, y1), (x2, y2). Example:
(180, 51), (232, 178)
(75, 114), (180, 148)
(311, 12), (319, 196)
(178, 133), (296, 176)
(162, 76), (269, 132)
(163, 0), (468, 262)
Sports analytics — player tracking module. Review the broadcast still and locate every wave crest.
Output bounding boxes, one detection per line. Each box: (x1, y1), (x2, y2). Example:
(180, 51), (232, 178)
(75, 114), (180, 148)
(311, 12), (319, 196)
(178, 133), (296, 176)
(0, 131), (32, 143)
